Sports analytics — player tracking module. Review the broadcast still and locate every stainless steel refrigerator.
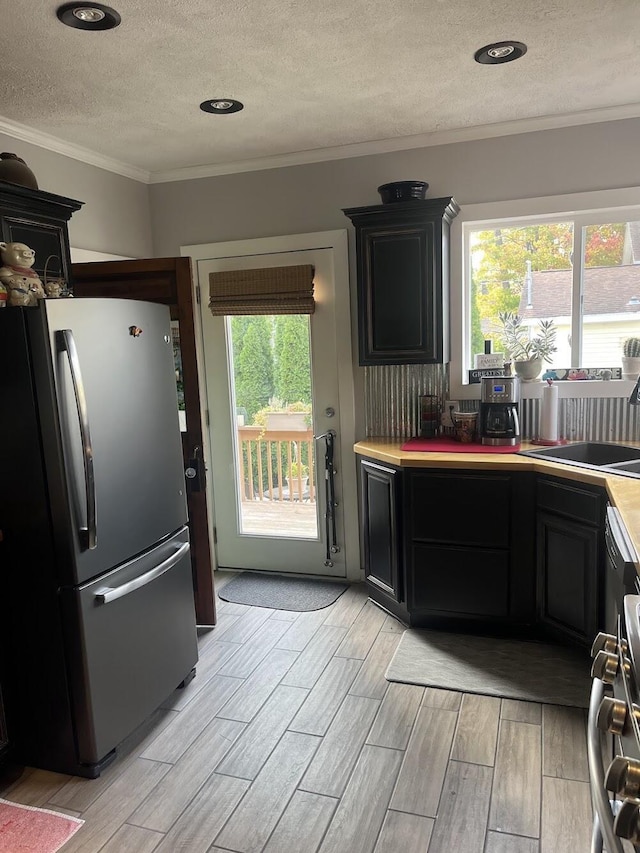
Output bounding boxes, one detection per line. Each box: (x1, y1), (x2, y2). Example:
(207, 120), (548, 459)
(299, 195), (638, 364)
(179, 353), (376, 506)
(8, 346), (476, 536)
(0, 298), (198, 777)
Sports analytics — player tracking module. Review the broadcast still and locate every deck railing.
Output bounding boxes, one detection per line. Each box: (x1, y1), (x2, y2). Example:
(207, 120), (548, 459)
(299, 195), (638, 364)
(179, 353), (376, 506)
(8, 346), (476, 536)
(236, 426), (316, 503)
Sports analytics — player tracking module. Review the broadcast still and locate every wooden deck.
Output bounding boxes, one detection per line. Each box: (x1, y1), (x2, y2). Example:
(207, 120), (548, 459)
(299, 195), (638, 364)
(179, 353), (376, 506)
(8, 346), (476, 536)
(239, 500), (318, 538)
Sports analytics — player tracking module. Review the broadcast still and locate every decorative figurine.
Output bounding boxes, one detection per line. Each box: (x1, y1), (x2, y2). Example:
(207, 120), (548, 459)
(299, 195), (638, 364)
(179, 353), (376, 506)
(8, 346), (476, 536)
(44, 279), (64, 298)
(0, 241), (45, 306)
(43, 254), (68, 299)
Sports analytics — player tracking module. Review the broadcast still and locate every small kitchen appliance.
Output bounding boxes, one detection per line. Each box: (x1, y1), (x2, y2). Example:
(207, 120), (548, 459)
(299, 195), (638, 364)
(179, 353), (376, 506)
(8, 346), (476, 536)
(479, 376), (520, 446)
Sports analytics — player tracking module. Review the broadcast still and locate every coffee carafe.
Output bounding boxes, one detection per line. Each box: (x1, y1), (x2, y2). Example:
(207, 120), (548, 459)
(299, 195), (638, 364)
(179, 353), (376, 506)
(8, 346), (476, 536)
(479, 376), (520, 446)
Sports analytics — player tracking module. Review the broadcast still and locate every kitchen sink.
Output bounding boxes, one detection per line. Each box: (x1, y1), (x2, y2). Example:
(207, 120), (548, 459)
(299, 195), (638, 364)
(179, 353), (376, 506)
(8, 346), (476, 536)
(606, 459), (640, 474)
(518, 442), (640, 477)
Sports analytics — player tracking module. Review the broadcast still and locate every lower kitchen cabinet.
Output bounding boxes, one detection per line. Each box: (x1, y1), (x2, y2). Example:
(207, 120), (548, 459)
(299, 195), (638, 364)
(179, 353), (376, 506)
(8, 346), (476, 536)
(0, 684), (8, 768)
(357, 457), (536, 629)
(536, 476), (606, 647)
(404, 468), (536, 627)
(359, 459), (407, 623)
(357, 456), (607, 646)
(537, 512), (600, 645)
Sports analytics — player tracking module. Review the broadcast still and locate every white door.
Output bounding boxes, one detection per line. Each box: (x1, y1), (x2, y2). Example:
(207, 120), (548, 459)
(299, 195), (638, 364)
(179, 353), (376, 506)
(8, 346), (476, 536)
(184, 232), (359, 580)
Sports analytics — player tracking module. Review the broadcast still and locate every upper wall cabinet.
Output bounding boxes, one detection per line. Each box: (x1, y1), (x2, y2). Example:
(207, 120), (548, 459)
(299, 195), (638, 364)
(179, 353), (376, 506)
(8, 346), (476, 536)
(343, 197), (459, 366)
(0, 181), (83, 293)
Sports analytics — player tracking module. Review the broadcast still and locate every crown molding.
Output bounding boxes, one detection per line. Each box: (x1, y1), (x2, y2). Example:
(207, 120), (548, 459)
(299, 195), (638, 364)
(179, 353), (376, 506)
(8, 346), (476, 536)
(150, 102), (640, 184)
(0, 115), (151, 183)
(2, 102), (640, 187)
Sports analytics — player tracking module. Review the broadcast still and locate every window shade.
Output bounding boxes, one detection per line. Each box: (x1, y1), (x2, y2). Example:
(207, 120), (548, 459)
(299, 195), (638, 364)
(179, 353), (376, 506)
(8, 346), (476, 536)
(208, 264), (315, 315)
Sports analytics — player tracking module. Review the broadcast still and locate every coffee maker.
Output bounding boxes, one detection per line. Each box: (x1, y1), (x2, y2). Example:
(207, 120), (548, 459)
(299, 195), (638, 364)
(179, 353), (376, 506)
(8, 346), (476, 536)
(479, 376), (520, 446)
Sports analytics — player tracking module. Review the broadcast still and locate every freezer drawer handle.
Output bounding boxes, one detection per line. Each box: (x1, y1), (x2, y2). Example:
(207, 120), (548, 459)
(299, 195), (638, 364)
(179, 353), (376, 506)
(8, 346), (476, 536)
(59, 329), (97, 550)
(94, 541), (190, 604)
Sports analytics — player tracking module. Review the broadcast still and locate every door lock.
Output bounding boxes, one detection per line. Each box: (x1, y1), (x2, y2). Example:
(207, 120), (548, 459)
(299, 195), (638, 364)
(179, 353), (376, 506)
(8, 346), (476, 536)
(325, 407), (335, 418)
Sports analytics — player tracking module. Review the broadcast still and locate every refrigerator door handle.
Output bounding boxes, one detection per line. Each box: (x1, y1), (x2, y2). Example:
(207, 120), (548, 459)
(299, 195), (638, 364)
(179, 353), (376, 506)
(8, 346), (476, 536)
(94, 541), (190, 604)
(59, 329), (97, 550)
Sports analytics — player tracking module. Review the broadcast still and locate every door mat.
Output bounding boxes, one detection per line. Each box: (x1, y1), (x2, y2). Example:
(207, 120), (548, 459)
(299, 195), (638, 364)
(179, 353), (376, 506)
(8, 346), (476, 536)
(0, 798), (84, 853)
(386, 629), (590, 708)
(219, 572), (348, 611)
(401, 437), (520, 453)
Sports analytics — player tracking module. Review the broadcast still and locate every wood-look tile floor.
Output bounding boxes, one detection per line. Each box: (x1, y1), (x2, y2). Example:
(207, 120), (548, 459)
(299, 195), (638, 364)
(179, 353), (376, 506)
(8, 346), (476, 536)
(0, 576), (593, 852)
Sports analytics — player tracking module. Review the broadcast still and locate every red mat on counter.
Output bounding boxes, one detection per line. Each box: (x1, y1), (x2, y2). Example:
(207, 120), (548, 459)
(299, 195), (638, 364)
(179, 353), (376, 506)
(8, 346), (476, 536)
(401, 437), (520, 453)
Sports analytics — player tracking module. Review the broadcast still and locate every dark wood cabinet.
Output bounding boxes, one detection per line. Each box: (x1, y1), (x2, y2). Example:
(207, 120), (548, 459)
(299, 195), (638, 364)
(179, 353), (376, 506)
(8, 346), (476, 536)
(537, 513), (600, 645)
(0, 685), (8, 766)
(358, 458), (536, 629)
(343, 197), (459, 365)
(404, 468), (536, 627)
(535, 476), (606, 647)
(359, 460), (407, 622)
(0, 181), (83, 291)
(357, 456), (608, 644)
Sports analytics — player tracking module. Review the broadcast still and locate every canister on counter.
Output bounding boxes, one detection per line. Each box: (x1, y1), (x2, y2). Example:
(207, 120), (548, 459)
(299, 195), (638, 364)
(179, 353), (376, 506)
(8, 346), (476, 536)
(418, 395), (439, 438)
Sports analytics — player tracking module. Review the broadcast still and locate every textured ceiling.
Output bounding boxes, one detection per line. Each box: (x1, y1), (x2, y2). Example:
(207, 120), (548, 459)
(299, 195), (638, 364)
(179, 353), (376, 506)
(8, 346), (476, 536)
(2, 0), (639, 177)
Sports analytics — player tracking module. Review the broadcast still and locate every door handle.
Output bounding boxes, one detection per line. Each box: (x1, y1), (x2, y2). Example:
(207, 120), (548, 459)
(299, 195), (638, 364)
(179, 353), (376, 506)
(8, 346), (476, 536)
(95, 542), (190, 604)
(58, 329), (97, 550)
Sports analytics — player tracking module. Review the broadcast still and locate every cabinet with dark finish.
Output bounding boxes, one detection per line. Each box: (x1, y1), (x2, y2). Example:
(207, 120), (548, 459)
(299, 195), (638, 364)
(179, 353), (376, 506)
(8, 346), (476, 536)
(536, 476), (606, 647)
(0, 686), (8, 766)
(343, 197), (459, 365)
(0, 181), (83, 292)
(404, 468), (536, 627)
(359, 459), (408, 623)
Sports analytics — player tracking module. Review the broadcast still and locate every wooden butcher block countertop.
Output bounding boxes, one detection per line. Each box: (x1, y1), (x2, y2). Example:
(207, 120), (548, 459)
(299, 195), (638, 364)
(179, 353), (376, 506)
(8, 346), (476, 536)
(354, 438), (640, 569)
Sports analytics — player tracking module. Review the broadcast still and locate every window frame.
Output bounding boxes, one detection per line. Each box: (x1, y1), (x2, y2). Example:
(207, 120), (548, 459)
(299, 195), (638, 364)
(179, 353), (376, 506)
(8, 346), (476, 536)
(450, 186), (640, 401)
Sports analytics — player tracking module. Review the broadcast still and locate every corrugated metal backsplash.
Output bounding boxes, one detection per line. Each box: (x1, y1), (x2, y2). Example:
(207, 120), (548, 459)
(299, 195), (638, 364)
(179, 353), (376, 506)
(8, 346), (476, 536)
(364, 365), (640, 441)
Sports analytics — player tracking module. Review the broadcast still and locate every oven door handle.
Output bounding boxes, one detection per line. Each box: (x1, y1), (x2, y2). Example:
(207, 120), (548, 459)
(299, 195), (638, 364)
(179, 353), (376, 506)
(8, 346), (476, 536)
(588, 676), (625, 853)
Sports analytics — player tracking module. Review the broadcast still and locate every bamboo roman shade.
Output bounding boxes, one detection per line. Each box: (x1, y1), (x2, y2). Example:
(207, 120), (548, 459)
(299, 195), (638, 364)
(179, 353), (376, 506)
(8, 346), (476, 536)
(208, 264), (315, 315)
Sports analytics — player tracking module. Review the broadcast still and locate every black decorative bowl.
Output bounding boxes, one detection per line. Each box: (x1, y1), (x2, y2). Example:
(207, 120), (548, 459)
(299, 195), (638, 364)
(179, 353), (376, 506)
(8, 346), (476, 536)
(377, 181), (429, 204)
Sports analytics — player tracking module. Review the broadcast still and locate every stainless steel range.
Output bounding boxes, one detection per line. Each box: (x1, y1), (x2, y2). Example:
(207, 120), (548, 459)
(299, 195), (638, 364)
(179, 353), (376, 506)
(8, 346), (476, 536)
(589, 597), (640, 851)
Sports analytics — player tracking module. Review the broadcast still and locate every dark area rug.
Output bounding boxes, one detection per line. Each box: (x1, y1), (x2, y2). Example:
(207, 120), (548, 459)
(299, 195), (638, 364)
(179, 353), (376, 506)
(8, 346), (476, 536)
(219, 572), (349, 611)
(386, 628), (590, 708)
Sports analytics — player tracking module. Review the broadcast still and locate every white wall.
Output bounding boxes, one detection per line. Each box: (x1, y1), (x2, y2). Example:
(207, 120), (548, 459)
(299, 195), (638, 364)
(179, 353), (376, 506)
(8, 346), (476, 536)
(0, 133), (152, 259)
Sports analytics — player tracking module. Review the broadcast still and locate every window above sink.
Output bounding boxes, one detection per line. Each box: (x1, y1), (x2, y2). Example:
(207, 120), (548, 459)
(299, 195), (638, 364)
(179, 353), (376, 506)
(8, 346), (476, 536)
(449, 185), (640, 401)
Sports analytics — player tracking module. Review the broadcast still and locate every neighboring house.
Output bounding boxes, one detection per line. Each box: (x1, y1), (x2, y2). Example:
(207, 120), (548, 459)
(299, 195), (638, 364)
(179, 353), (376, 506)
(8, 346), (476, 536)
(518, 257), (640, 367)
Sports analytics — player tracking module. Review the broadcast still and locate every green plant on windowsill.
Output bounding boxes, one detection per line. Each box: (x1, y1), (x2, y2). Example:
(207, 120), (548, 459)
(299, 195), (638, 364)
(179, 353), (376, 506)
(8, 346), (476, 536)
(498, 312), (557, 381)
(622, 337), (640, 380)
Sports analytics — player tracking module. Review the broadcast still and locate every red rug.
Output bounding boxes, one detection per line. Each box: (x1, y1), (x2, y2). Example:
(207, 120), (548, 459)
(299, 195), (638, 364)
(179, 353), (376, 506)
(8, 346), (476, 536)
(401, 437), (520, 453)
(0, 798), (84, 853)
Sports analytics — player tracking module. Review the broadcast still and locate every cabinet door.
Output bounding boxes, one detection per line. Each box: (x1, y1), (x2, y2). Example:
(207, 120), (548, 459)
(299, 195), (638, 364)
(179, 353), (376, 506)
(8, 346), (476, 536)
(360, 460), (402, 601)
(0, 182), (82, 296)
(344, 197), (458, 367)
(537, 511), (600, 646)
(0, 685), (8, 765)
(410, 543), (510, 618)
(359, 222), (438, 365)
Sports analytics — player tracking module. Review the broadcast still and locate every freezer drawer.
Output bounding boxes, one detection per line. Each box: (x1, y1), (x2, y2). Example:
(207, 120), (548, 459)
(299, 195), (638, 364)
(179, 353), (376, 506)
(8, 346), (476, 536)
(61, 526), (197, 768)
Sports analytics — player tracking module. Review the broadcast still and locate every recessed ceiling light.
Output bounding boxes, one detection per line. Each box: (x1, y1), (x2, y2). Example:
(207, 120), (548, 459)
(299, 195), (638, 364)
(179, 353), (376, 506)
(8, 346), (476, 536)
(474, 41), (527, 65)
(56, 3), (121, 30)
(200, 99), (244, 115)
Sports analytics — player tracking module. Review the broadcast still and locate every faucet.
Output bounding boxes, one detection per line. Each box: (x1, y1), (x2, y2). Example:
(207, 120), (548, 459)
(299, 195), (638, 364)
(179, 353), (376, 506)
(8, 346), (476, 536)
(629, 376), (640, 405)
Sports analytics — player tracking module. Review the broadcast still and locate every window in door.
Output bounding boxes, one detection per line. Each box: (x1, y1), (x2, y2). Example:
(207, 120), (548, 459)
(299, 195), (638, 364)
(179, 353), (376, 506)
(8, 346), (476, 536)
(227, 313), (318, 539)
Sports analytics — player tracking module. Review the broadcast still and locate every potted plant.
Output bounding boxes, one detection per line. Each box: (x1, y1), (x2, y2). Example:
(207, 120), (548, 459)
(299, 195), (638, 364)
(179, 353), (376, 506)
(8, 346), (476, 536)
(498, 312), (557, 382)
(622, 337), (640, 380)
(286, 460), (309, 498)
(254, 399), (312, 432)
